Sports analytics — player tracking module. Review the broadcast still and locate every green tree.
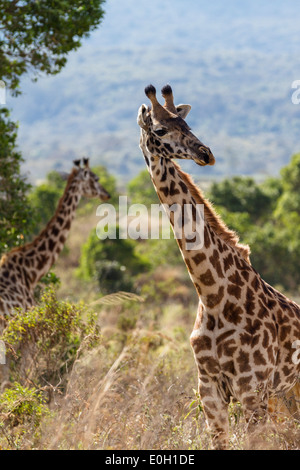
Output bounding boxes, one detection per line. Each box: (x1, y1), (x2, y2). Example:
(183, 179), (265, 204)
(29, 170), (65, 235)
(209, 176), (273, 223)
(0, 0), (106, 255)
(243, 223), (296, 290)
(274, 153), (300, 225)
(0, 109), (34, 254)
(209, 158), (300, 293)
(127, 169), (158, 207)
(0, 0), (106, 94)
(78, 227), (150, 294)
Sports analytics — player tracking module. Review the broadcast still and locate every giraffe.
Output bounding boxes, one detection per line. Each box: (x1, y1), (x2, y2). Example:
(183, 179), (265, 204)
(137, 84), (300, 449)
(0, 158), (110, 318)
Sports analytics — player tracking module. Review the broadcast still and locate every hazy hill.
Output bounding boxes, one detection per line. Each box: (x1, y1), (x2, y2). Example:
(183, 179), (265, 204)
(7, 0), (300, 183)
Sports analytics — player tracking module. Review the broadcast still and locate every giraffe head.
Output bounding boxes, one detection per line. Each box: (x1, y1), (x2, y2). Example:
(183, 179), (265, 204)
(137, 84), (215, 166)
(73, 158), (110, 200)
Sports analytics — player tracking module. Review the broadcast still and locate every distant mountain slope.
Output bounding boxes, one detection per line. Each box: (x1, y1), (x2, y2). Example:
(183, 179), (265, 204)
(7, 0), (300, 182)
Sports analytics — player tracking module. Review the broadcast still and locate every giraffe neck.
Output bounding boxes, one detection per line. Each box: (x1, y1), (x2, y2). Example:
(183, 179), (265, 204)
(7, 171), (82, 292)
(143, 150), (251, 310)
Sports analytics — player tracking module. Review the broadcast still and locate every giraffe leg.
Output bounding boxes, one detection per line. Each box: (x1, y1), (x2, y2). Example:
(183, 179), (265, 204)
(0, 319), (10, 391)
(268, 383), (300, 421)
(239, 390), (268, 431)
(199, 376), (230, 450)
(283, 383), (300, 420)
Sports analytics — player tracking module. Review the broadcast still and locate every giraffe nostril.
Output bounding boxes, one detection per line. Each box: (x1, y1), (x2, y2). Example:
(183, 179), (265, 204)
(197, 146), (215, 165)
(101, 192), (110, 201)
(203, 152), (210, 164)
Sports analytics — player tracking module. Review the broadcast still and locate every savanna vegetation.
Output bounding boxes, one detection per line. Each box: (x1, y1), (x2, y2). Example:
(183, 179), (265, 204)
(0, 154), (299, 450)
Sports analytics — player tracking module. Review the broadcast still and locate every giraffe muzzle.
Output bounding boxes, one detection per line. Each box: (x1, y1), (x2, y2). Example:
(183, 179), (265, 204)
(193, 146), (215, 166)
(100, 191), (111, 201)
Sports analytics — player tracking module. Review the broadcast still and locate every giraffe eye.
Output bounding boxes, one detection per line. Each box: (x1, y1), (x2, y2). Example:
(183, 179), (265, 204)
(154, 129), (168, 137)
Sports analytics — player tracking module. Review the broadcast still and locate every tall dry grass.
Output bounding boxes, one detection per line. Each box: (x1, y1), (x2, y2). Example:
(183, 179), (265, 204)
(1, 215), (299, 450)
(37, 321), (300, 450)
(1, 282), (297, 451)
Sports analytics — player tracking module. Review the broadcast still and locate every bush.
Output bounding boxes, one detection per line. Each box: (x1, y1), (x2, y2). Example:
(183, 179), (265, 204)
(1, 287), (100, 388)
(29, 174), (64, 235)
(209, 176), (273, 223)
(77, 227), (150, 294)
(0, 383), (49, 428)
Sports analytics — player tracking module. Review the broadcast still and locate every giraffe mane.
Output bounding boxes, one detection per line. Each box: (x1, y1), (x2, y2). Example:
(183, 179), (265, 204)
(173, 162), (251, 264)
(1, 168), (79, 261)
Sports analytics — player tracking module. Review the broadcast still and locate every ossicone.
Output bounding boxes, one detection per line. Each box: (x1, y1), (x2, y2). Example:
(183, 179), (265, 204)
(161, 84), (177, 113)
(144, 84), (157, 98)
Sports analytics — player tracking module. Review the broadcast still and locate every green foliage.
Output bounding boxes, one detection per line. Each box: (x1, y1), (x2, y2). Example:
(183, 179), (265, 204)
(0, 109), (35, 255)
(209, 154), (300, 293)
(280, 153), (300, 193)
(1, 287), (100, 385)
(2, 287), (97, 346)
(127, 169), (158, 207)
(77, 227), (150, 294)
(34, 271), (61, 302)
(0, 0), (106, 94)
(0, 0), (106, 259)
(209, 176), (273, 223)
(28, 173), (64, 235)
(136, 236), (182, 270)
(93, 165), (119, 204)
(0, 383), (49, 428)
(274, 153), (300, 225)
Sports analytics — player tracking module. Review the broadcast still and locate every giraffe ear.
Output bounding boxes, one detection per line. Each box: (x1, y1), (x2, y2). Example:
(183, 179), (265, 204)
(137, 104), (149, 130)
(176, 104), (191, 119)
(83, 157), (89, 167)
(73, 159), (81, 168)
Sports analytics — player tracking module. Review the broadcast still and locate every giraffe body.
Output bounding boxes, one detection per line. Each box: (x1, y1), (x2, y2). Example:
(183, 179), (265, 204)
(0, 159), (110, 317)
(138, 85), (300, 449)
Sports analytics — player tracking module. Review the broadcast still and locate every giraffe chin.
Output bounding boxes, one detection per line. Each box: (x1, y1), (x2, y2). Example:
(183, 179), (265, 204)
(192, 155), (215, 167)
(100, 193), (110, 201)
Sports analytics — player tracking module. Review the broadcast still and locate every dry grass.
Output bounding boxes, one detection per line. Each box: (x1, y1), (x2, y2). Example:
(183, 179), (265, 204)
(1, 213), (299, 451)
(1, 289), (299, 450)
(35, 320), (300, 451)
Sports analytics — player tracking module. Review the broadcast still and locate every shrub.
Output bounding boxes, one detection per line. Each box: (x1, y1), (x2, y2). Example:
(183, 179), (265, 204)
(1, 287), (100, 388)
(77, 227), (150, 294)
(0, 383), (49, 428)
(0, 382), (50, 449)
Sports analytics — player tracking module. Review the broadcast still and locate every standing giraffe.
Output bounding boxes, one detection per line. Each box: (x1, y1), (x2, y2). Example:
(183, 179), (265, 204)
(0, 158), (110, 317)
(137, 84), (300, 449)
